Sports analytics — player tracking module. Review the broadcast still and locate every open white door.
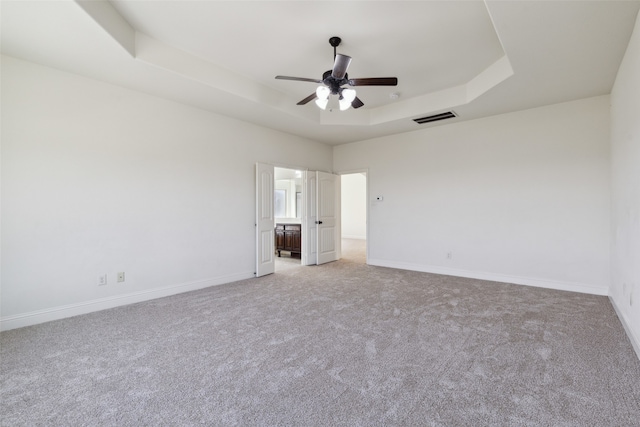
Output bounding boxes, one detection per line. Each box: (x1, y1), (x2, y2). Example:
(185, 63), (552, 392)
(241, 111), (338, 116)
(256, 163), (275, 277)
(302, 170), (318, 266)
(316, 171), (341, 265)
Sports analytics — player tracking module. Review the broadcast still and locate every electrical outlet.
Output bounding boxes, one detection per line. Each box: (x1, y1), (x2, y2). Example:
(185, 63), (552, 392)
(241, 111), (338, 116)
(447, 252), (453, 260)
(117, 272), (125, 283)
(98, 274), (107, 286)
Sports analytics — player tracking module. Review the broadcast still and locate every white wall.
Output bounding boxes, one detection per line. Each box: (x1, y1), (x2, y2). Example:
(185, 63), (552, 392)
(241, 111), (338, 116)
(0, 54), (621, 333)
(1, 56), (332, 329)
(341, 173), (367, 239)
(610, 11), (640, 357)
(334, 96), (611, 295)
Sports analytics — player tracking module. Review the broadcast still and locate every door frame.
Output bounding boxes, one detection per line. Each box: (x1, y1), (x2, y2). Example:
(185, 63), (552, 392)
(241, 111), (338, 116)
(302, 169), (317, 266)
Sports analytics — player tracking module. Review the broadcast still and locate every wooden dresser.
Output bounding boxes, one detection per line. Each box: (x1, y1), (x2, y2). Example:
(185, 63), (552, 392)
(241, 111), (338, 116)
(275, 223), (301, 257)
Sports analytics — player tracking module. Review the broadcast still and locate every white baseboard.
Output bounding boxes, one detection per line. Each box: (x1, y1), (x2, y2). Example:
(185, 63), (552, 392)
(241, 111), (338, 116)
(342, 235), (366, 240)
(609, 296), (640, 361)
(367, 258), (608, 296)
(0, 271), (254, 331)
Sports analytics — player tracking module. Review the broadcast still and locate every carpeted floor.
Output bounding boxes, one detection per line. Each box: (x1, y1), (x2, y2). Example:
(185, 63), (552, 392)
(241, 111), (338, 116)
(2, 239), (640, 426)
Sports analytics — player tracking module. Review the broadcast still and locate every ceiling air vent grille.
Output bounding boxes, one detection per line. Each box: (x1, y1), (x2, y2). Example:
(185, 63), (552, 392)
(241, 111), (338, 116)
(413, 111), (457, 124)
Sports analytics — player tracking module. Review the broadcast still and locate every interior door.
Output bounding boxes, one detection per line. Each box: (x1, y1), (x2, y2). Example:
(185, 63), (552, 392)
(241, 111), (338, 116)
(302, 170), (317, 265)
(255, 163), (275, 277)
(316, 171), (341, 265)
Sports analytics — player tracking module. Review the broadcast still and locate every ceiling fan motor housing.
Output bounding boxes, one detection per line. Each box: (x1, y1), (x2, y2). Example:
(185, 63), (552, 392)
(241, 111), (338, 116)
(322, 70), (349, 95)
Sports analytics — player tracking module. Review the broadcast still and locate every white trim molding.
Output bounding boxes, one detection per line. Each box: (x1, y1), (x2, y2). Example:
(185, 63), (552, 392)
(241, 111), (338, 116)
(609, 296), (640, 361)
(0, 272), (254, 331)
(367, 259), (608, 296)
(341, 235), (366, 240)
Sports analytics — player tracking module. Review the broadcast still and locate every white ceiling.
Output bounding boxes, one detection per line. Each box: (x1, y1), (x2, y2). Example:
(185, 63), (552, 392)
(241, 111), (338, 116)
(2, 0), (639, 145)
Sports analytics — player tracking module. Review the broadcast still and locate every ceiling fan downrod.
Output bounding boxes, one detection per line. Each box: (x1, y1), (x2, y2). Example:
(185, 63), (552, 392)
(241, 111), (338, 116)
(329, 36), (341, 59)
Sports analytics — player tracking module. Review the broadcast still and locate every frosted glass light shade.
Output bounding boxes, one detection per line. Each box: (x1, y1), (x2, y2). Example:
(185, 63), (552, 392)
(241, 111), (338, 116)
(316, 85), (330, 100)
(339, 88), (357, 110)
(342, 88), (356, 102)
(315, 98), (328, 110)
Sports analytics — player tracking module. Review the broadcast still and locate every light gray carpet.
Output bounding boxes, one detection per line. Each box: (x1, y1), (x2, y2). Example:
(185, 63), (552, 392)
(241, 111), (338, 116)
(2, 239), (640, 426)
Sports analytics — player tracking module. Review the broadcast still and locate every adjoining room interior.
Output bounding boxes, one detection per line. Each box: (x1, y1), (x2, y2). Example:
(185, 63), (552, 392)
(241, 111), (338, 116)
(2, 1), (640, 424)
(341, 172), (367, 264)
(274, 166), (303, 270)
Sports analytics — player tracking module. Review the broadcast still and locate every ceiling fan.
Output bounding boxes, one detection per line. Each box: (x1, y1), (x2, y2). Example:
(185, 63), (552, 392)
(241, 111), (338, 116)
(275, 37), (398, 111)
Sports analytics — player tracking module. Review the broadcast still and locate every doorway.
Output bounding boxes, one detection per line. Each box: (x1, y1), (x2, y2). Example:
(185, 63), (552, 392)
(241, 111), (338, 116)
(256, 163), (342, 277)
(340, 172), (367, 264)
(274, 167), (303, 271)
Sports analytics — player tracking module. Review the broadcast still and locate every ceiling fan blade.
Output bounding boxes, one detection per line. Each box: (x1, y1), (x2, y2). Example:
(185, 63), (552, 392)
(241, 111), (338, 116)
(348, 77), (398, 86)
(352, 96), (364, 109)
(297, 92), (318, 105)
(276, 76), (323, 83)
(331, 54), (352, 79)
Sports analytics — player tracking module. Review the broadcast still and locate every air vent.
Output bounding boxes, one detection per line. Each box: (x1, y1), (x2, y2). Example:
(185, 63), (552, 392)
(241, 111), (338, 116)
(413, 111), (457, 124)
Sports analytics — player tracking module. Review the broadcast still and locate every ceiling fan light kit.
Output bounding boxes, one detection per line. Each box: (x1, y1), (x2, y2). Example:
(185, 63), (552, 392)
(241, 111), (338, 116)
(275, 36), (398, 111)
